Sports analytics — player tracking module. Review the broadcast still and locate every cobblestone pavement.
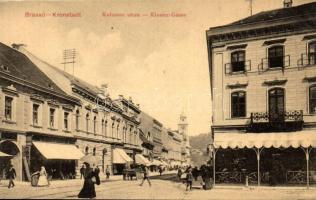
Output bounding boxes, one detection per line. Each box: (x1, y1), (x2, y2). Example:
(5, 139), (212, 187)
(1, 174), (316, 199)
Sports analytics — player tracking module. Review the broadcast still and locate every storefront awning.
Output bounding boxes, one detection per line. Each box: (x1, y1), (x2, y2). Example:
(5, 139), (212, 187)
(150, 159), (163, 166)
(33, 141), (84, 160)
(135, 154), (151, 165)
(214, 130), (316, 149)
(113, 148), (133, 164)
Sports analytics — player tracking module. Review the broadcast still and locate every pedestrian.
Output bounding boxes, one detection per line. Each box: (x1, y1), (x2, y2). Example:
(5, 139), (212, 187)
(7, 164), (16, 189)
(159, 166), (163, 176)
(80, 165), (85, 179)
(95, 165), (100, 176)
(139, 165), (151, 187)
(192, 167), (199, 181)
(177, 168), (182, 181)
(78, 162), (100, 199)
(186, 168), (193, 191)
(105, 166), (110, 179)
(37, 166), (49, 187)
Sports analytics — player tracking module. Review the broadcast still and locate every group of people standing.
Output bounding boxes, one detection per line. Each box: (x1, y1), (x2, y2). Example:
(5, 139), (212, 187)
(178, 165), (213, 191)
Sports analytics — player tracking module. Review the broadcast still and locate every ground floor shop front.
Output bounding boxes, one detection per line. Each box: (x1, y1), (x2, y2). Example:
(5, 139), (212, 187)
(212, 130), (316, 188)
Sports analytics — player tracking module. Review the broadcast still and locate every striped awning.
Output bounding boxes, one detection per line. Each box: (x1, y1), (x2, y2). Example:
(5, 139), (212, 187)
(214, 130), (316, 149)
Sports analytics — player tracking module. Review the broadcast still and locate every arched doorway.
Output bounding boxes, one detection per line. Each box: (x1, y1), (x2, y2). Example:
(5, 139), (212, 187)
(0, 140), (20, 180)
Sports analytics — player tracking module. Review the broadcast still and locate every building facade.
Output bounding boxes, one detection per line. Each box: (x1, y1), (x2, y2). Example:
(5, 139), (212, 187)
(207, 2), (316, 186)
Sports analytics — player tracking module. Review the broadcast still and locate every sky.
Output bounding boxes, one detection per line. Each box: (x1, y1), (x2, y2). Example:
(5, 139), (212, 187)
(0, 0), (314, 136)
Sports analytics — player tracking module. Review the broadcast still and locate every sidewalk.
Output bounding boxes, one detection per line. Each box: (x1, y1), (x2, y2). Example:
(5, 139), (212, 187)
(0, 170), (177, 188)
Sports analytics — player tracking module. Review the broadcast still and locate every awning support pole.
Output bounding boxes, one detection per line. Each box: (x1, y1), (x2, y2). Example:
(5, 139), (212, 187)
(301, 147), (312, 189)
(253, 147), (264, 187)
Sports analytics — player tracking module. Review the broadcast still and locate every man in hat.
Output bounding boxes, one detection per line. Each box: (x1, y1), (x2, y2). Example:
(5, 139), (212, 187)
(7, 164), (16, 189)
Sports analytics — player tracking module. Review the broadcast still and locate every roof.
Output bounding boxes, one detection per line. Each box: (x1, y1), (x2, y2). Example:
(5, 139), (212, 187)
(229, 2), (316, 26)
(0, 42), (67, 95)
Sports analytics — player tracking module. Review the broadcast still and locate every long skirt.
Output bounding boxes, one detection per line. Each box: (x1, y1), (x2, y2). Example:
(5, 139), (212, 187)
(78, 179), (96, 198)
(37, 175), (49, 187)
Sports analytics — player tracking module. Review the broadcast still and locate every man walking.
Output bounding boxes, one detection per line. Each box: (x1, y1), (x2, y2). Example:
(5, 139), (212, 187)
(7, 164), (16, 189)
(80, 165), (85, 179)
(139, 165), (151, 187)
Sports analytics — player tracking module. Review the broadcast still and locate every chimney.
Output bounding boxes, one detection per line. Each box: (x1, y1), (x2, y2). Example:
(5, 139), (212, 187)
(283, 0), (293, 8)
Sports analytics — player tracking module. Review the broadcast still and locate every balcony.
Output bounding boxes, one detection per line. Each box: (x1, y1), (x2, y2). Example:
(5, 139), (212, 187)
(258, 55), (290, 73)
(297, 53), (316, 69)
(247, 110), (303, 132)
(224, 60), (251, 75)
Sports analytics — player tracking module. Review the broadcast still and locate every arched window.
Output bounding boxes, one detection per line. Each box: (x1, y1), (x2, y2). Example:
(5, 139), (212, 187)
(93, 147), (96, 156)
(93, 116), (97, 134)
(117, 124), (120, 139)
(231, 91), (246, 118)
(86, 113), (90, 132)
(76, 109), (80, 130)
(268, 45), (284, 68)
(308, 41), (316, 65)
(105, 120), (108, 137)
(85, 146), (89, 155)
(310, 85), (316, 114)
(231, 50), (245, 72)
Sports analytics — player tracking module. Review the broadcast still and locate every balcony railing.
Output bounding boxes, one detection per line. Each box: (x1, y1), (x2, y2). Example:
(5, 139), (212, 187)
(297, 53), (316, 68)
(224, 60), (251, 75)
(258, 55), (290, 72)
(248, 110), (303, 132)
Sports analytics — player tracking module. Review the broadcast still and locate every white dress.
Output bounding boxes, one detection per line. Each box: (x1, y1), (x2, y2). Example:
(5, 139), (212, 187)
(37, 170), (49, 186)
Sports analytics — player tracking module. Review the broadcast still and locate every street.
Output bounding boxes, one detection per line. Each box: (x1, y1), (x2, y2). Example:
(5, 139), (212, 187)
(1, 174), (316, 199)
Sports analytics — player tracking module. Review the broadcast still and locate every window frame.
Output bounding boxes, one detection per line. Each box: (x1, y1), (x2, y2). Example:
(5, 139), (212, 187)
(75, 109), (80, 130)
(231, 91), (246, 118)
(309, 85), (316, 114)
(49, 108), (56, 128)
(32, 104), (40, 126)
(64, 111), (69, 131)
(268, 45), (284, 68)
(4, 96), (13, 121)
(231, 50), (246, 72)
(308, 41), (316, 65)
(86, 113), (90, 133)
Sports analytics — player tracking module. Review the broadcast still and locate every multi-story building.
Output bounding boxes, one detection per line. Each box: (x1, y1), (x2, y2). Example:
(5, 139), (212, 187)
(207, 1), (316, 187)
(17, 46), (142, 176)
(0, 42), (83, 181)
(139, 112), (155, 161)
(152, 119), (163, 160)
(167, 129), (183, 167)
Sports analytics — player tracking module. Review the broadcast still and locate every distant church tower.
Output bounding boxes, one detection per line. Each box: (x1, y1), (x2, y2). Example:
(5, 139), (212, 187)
(178, 112), (191, 163)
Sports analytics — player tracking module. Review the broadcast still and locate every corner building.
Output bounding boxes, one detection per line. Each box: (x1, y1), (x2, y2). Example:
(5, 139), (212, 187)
(207, 2), (316, 187)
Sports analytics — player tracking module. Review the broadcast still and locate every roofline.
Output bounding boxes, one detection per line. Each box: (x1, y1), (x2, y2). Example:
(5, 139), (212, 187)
(0, 70), (81, 105)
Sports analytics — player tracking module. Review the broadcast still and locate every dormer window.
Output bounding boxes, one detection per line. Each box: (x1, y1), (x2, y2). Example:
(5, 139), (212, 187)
(268, 46), (284, 68)
(231, 51), (245, 72)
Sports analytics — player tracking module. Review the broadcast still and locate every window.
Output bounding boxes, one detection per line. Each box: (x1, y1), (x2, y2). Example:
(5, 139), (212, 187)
(85, 146), (89, 155)
(310, 85), (316, 114)
(308, 42), (316, 65)
(93, 147), (96, 156)
(231, 51), (245, 72)
(93, 116), (97, 134)
(49, 108), (55, 128)
(75, 109), (80, 130)
(105, 120), (108, 137)
(64, 112), (69, 130)
(86, 113), (90, 132)
(102, 119), (105, 135)
(268, 46), (284, 68)
(4, 96), (13, 120)
(32, 104), (39, 125)
(231, 91), (246, 118)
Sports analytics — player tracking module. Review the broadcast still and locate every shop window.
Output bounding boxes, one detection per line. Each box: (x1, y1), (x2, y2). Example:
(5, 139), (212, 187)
(310, 85), (316, 114)
(268, 45), (284, 68)
(231, 91), (246, 118)
(4, 96), (13, 120)
(231, 51), (245, 72)
(49, 108), (55, 128)
(308, 41), (316, 65)
(64, 112), (69, 130)
(32, 104), (39, 125)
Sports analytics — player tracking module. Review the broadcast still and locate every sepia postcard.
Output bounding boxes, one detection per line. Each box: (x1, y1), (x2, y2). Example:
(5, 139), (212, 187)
(0, 0), (316, 199)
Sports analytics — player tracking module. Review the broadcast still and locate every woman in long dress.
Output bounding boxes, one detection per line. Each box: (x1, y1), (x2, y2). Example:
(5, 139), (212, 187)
(78, 162), (100, 199)
(37, 166), (49, 187)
